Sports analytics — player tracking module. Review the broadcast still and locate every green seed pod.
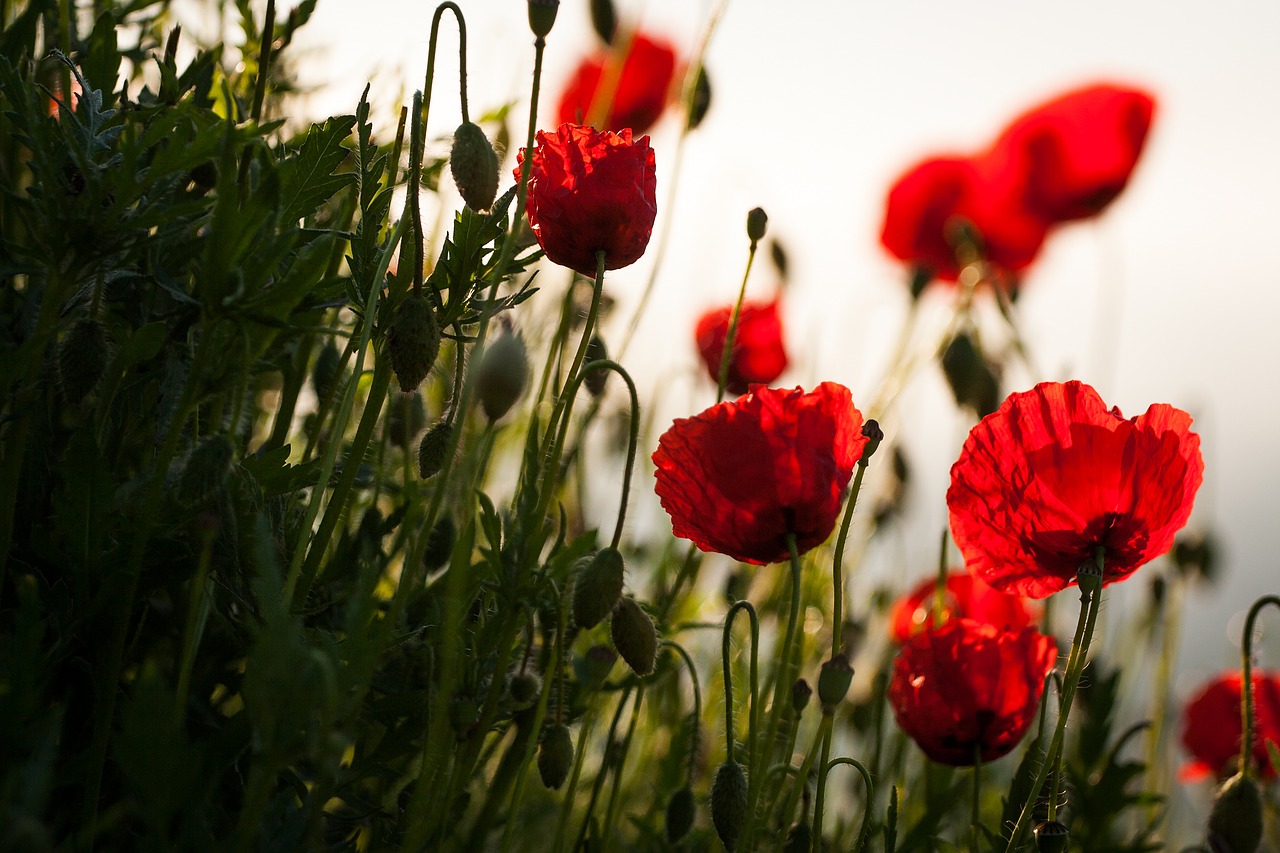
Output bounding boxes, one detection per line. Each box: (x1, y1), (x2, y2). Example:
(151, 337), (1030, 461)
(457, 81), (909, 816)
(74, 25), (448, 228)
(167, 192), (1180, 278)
(56, 316), (111, 404)
(746, 207), (768, 243)
(791, 678), (813, 714)
(418, 419), (453, 480)
(583, 335), (609, 397)
(611, 596), (657, 677)
(573, 547), (625, 629)
(177, 435), (234, 507)
(709, 761), (748, 851)
(450, 121), (500, 212)
(817, 654), (854, 711)
(665, 786), (695, 843)
(527, 0), (559, 39)
(312, 339), (342, 401)
(475, 327), (529, 421)
(1207, 772), (1263, 853)
(537, 723), (574, 790)
(1034, 820), (1069, 853)
(387, 293), (441, 393)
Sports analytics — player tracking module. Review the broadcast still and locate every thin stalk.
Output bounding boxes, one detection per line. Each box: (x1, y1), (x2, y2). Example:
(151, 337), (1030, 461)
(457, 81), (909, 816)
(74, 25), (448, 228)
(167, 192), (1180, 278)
(831, 458), (871, 655)
(573, 687), (634, 853)
(715, 230), (761, 403)
(822, 757), (874, 853)
(1239, 595), (1280, 778)
(600, 684), (646, 848)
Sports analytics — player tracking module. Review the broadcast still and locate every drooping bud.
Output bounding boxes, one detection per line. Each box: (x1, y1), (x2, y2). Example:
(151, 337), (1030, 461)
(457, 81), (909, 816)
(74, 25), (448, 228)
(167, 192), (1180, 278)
(56, 316), (111, 404)
(709, 761), (748, 851)
(791, 678), (813, 714)
(507, 668), (542, 710)
(573, 547), (625, 629)
(1207, 772), (1263, 853)
(665, 786), (695, 843)
(177, 435), (234, 507)
(941, 330), (1001, 418)
(817, 654), (854, 711)
(1033, 820), (1070, 853)
(423, 516), (456, 569)
(387, 293), (441, 393)
(537, 723), (574, 790)
(475, 326), (529, 421)
(746, 207), (768, 243)
(576, 644), (617, 690)
(583, 336), (609, 397)
(312, 339), (342, 401)
(450, 122), (500, 212)
(418, 419), (453, 480)
(611, 596), (656, 677)
(527, 0), (558, 39)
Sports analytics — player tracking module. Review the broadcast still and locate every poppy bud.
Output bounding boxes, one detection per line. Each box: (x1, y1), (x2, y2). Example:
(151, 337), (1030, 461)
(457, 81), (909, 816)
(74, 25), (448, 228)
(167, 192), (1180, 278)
(1207, 772), (1263, 853)
(387, 293), (441, 393)
(537, 723), (574, 790)
(527, 0), (558, 38)
(665, 785), (695, 843)
(418, 419), (453, 480)
(709, 760), (748, 851)
(860, 419), (884, 462)
(576, 644), (617, 689)
(746, 207), (768, 243)
(687, 66), (712, 131)
(475, 327), (529, 421)
(783, 821), (813, 853)
(611, 596), (656, 677)
(941, 330), (1001, 418)
(423, 516), (456, 569)
(589, 0), (616, 44)
(817, 654), (854, 711)
(312, 339), (342, 401)
(507, 668), (542, 710)
(450, 121), (500, 212)
(56, 316), (111, 404)
(791, 678), (813, 714)
(1034, 820), (1069, 853)
(449, 693), (480, 736)
(583, 335), (609, 397)
(573, 547), (625, 629)
(178, 435), (234, 506)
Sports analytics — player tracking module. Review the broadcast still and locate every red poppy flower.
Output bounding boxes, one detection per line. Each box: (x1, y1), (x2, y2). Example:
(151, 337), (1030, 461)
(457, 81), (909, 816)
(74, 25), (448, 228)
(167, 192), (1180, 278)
(947, 381), (1202, 598)
(995, 83), (1156, 223)
(879, 151), (1049, 282)
(888, 571), (1038, 644)
(556, 33), (678, 135)
(1181, 672), (1280, 781)
(694, 299), (789, 395)
(888, 618), (1057, 765)
(518, 124), (658, 277)
(652, 383), (868, 565)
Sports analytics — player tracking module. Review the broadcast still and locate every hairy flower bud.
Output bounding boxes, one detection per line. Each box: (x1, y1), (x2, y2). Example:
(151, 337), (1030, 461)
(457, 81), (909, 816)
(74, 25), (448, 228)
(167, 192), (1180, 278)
(709, 761), (748, 851)
(475, 327), (529, 421)
(423, 516), (456, 570)
(665, 786), (695, 843)
(312, 339), (342, 401)
(1207, 772), (1263, 853)
(817, 654), (854, 711)
(611, 596), (656, 677)
(537, 723), (574, 790)
(56, 316), (111, 404)
(418, 419), (453, 480)
(583, 335), (609, 397)
(507, 669), (542, 710)
(387, 293), (441, 393)
(450, 121), (500, 212)
(573, 547), (625, 629)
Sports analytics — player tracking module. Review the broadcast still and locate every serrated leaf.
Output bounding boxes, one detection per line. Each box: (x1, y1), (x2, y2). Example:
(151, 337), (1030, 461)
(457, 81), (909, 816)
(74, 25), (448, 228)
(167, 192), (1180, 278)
(278, 114), (357, 224)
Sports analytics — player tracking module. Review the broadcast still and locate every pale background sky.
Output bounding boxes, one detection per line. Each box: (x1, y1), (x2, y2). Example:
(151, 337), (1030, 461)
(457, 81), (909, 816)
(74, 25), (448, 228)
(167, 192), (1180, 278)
(288, 0), (1280, 825)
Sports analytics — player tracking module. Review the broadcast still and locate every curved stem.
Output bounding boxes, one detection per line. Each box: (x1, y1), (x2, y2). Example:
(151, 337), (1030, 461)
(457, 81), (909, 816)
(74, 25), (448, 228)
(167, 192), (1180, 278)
(831, 458), (870, 655)
(423, 2), (470, 128)
(722, 600), (761, 768)
(1240, 595), (1280, 778)
(662, 640), (705, 782)
(821, 757), (874, 853)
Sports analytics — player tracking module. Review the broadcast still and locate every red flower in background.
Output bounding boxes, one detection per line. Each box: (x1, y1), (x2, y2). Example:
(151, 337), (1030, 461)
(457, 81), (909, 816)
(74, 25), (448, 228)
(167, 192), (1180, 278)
(879, 153), (1048, 282)
(695, 299), (789, 395)
(518, 124), (657, 277)
(947, 381), (1203, 599)
(652, 383), (867, 565)
(1181, 672), (1280, 781)
(888, 619), (1057, 765)
(556, 33), (678, 135)
(994, 84), (1155, 223)
(888, 571), (1038, 644)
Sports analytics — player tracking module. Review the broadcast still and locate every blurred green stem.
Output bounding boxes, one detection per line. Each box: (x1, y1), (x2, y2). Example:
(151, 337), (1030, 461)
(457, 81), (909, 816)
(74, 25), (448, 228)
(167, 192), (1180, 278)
(715, 224), (761, 403)
(1240, 594), (1280, 778)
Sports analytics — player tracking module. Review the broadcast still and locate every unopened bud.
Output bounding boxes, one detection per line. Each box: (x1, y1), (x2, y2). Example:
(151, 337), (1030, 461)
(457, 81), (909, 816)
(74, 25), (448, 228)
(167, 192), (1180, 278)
(791, 678), (813, 714)
(817, 654), (854, 711)
(507, 669), (542, 710)
(450, 121), (500, 212)
(665, 786), (695, 843)
(746, 207), (768, 243)
(576, 644), (618, 689)
(423, 516), (456, 569)
(611, 596), (656, 677)
(527, 0), (558, 39)
(56, 317), (111, 404)
(709, 761), (748, 851)
(583, 336), (609, 397)
(418, 419), (453, 480)
(1207, 772), (1263, 853)
(860, 419), (884, 462)
(1034, 820), (1069, 853)
(387, 293), (441, 392)
(312, 339), (342, 401)
(687, 66), (712, 130)
(475, 327), (529, 421)
(573, 547), (625, 629)
(589, 0), (616, 44)
(537, 723), (574, 790)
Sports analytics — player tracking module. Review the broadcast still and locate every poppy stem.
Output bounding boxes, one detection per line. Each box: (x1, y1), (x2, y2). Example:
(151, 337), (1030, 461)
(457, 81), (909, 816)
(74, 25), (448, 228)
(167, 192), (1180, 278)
(715, 215), (761, 403)
(823, 757), (874, 853)
(831, 454), (871, 656)
(722, 601), (761, 769)
(1239, 595), (1280, 779)
(661, 640), (705, 783)
(971, 745), (983, 851)
(811, 715), (835, 852)
(423, 3), (470, 125)
(1004, 548), (1105, 852)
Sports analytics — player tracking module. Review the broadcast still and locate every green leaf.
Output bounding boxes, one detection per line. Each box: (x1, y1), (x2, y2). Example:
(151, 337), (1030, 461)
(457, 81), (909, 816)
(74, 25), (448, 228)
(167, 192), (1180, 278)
(278, 114), (357, 224)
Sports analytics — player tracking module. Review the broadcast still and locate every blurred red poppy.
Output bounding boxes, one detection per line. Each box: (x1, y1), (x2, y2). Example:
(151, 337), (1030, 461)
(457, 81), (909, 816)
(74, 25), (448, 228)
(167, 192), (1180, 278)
(947, 381), (1203, 598)
(994, 83), (1156, 223)
(652, 383), (867, 565)
(888, 618), (1057, 765)
(518, 124), (658, 277)
(879, 152), (1048, 282)
(556, 33), (678, 135)
(694, 298), (788, 395)
(1180, 672), (1280, 781)
(888, 571), (1038, 644)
